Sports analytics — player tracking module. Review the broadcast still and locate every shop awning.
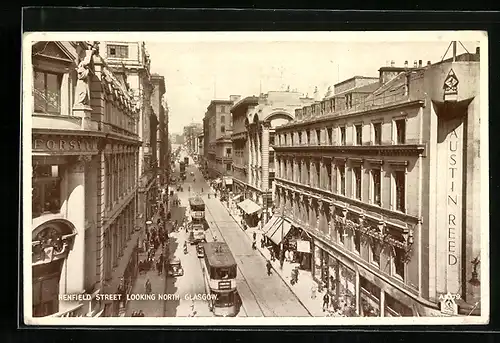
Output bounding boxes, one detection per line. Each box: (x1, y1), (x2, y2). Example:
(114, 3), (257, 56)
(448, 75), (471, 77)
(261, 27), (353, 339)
(224, 179), (233, 185)
(237, 199), (261, 215)
(232, 194), (243, 202)
(262, 216), (281, 235)
(267, 218), (292, 246)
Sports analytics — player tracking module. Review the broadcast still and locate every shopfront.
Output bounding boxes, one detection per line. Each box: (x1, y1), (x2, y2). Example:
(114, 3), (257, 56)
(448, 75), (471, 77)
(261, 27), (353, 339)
(313, 243), (357, 313)
(284, 225), (312, 271)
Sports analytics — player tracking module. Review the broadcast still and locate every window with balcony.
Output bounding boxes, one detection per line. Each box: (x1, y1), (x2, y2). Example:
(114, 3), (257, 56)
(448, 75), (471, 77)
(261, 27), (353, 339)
(353, 166), (362, 200)
(354, 230), (361, 254)
(340, 126), (346, 146)
(325, 162), (332, 190)
(327, 128), (333, 145)
(372, 168), (381, 206)
(316, 129), (321, 145)
(371, 240), (381, 267)
(108, 44), (129, 58)
(355, 124), (363, 145)
(338, 165), (346, 196)
(34, 70), (62, 114)
(395, 119), (406, 144)
(394, 170), (406, 212)
(373, 122), (382, 145)
(32, 164), (61, 218)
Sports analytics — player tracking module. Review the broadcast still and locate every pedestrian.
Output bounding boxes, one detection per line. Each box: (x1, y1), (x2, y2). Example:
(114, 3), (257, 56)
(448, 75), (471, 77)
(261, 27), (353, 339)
(279, 256), (284, 270)
(285, 249), (290, 262)
(311, 283), (317, 299)
(270, 249), (276, 262)
(323, 292), (330, 312)
(261, 237), (265, 248)
(253, 232), (256, 241)
(145, 279), (152, 294)
(266, 260), (272, 276)
(252, 241), (256, 250)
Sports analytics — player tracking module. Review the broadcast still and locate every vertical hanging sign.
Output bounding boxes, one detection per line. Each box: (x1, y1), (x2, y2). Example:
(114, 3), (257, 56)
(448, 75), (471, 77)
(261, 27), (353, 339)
(446, 118), (463, 294)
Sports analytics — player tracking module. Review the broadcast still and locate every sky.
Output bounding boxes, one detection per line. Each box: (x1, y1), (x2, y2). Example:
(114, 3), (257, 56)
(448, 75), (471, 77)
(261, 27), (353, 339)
(145, 36), (480, 134)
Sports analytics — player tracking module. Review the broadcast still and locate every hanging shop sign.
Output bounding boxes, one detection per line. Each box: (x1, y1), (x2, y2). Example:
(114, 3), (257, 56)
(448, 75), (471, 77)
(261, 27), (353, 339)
(33, 136), (99, 154)
(296, 239), (311, 253)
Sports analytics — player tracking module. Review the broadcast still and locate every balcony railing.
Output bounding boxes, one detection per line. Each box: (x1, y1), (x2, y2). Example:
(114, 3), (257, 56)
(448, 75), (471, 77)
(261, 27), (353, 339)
(50, 303), (85, 317)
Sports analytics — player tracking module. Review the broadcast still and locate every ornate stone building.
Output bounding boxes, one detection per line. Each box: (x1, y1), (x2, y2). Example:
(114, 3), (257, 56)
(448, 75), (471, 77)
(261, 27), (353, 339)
(31, 41), (144, 317)
(230, 91), (314, 225)
(99, 41), (158, 236)
(273, 48), (481, 317)
(203, 96), (240, 180)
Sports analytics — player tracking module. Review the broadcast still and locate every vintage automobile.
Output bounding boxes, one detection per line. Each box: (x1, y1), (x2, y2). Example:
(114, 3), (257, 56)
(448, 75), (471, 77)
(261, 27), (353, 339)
(196, 243), (205, 258)
(167, 257), (184, 277)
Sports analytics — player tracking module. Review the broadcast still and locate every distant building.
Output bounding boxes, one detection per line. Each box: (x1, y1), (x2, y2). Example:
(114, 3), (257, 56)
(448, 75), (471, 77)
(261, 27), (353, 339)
(230, 91), (314, 226)
(204, 95), (241, 180)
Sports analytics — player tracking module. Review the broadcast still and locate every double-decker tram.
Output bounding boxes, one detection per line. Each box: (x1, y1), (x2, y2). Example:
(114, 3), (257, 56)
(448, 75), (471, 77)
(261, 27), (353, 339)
(201, 242), (240, 317)
(188, 196), (206, 244)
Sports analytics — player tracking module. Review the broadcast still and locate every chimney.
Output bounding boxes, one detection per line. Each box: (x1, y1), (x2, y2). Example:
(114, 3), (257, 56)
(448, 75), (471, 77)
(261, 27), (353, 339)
(427, 60), (431, 66)
(390, 60), (395, 67)
(476, 47), (480, 55)
(413, 60), (418, 68)
(418, 60), (422, 68)
(404, 60), (408, 68)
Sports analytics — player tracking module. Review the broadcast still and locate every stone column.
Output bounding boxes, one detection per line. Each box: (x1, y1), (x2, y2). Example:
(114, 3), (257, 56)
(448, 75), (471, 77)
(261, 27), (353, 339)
(307, 197), (313, 229)
(262, 123), (270, 224)
(317, 200), (323, 232)
(65, 155), (90, 294)
(298, 194), (304, 223)
(248, 133), (254, 185)
(329, 205), (335, 238)
(309, 160), (314, 186)
(355, 271), (360, 315)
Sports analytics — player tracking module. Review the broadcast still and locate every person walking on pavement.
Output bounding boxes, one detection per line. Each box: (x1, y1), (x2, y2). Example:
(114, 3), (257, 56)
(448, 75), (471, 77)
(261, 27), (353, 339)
(251, 240), (256, 250)
(266, 260), (272, 276)
(322, 292), (330, 312)
(311, 283), (317, 299)
(145, 279), (152, 294)
(253, 231), (256, 241)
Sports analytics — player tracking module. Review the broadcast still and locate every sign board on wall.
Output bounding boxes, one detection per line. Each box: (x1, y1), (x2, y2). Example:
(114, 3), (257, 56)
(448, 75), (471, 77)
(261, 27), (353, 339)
(445, 117), (463, 295)
(297, 240), (311, 253)
(33, 136), (98, 153)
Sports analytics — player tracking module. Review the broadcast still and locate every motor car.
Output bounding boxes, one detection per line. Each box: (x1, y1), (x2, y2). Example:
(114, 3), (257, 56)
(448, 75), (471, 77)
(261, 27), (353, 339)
(167, 257), (184, 277)
(196, 243), (205, 258)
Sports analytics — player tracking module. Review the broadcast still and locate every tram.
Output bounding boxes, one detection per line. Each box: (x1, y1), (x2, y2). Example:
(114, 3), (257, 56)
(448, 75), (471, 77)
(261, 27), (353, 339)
(201, 242), (240, 317)
(187, 196), (206, 244)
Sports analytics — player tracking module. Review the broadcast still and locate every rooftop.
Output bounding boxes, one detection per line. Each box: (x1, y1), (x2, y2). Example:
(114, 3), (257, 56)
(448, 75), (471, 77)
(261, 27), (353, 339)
(203, 242), (237, 268)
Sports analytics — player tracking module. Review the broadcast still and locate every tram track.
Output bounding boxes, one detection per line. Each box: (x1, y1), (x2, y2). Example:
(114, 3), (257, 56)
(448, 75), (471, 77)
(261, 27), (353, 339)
(204, 201), (270, 317)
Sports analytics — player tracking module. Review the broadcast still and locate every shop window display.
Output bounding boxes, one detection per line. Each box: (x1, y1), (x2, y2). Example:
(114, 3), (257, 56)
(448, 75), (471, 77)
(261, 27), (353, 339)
(360, 277), (381, 317)
(384, 292), (413, 317)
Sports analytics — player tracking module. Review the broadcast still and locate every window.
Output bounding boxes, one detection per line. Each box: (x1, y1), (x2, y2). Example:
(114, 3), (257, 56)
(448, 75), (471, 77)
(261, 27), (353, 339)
(226, 148), (232, 156)
(316, 129), (321, 145)
(269, 135), (275, 146)
(221, 126), (225, 133)
(346, 94), (353, 108)
(306, 130), (311, 145)
(371, 241), (381, 266)
(354, 230), (361, 253)
(331, 99), (336, 112)
(269, 151), (275, 170)
(355, 124), (363, 145)
(338, 165), (346, 196)
(327, 128), (333, 145)
(226, 163), (231, 172)
(32, 164), (61, 218)
(220, 105), (226, 113)
(213, 291), (235, 308)
(220, 115), (225, 124)
(395, 119), (406, 144)
(394, 245), (406, 280)
(107, 44), (129, 58)
(394, 170), (406, 212)
(385, 293), (413, 317)
(340, 126), (346, 145)
(372, 169), (381, 206)
(373, 122), (382, 145)
(34, 70), (62, 114)
(326, 163), (332, 190)
(353, 166), (362, 200)
(339, 223), (345, 244)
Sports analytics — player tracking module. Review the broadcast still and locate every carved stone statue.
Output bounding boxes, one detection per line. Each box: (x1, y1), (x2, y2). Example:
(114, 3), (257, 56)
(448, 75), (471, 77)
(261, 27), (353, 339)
(325, 86), (332, 98)
(74, 43), (98, 108)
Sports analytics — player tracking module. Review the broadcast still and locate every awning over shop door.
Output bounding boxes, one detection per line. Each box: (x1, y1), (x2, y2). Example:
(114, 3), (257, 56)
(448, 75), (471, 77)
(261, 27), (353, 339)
(237, 199), (261, 215)
(267, 218), (292, 246)
(262, 216), (281, 235)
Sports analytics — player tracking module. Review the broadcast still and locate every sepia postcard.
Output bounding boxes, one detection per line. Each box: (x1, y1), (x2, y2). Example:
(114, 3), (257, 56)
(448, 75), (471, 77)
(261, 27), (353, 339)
(22, 31), (489, 326)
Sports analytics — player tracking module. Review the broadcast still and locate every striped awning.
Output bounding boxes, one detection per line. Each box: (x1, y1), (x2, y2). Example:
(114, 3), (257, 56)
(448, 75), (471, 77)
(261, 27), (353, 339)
(237, 199), (261, 215)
